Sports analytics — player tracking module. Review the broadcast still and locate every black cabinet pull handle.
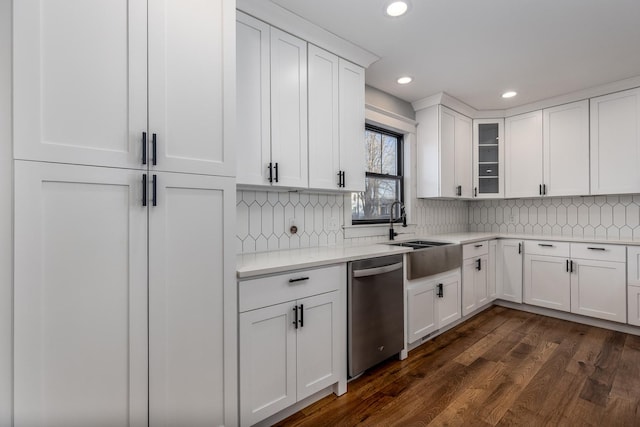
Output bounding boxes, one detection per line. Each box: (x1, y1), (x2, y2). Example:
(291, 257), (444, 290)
(474, 187), (478, 197)
(543, 184), (547, 195)
(268, 163), (273, 183)
(474, 244), (483, 248)
(518, 242), (522, 254)
(288, 277), (309, 283)
(538, 243), (554, 247)
(570, 260), (574, 273)
(566, 259), (569, 272)
(292, 306), (298, 329)
(539, 184), (542, 195)
(142, 174), (147, 207)
(342, 171), (346, 188)
(299, 304), (304, 328)
(152, 174), (157, 207)
(337, 171), (342, 188)
(476, 258), (481, 271)
(587, 247), (606, 251)
(152, 133), (157, 166)
(437, 283), (444, 298)
(274, 162), (279, 183)
(142, 132), (147, 165)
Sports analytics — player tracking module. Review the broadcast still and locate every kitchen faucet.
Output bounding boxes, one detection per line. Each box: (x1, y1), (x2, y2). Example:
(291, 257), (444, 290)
(389, 201), (407, 240)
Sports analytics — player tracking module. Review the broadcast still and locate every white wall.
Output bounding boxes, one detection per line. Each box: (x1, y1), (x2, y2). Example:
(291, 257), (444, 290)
(0, 0), (12, 424)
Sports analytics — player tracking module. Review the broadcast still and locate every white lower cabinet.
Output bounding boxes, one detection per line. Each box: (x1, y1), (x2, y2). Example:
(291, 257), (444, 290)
(497, 240), (523, 303)
(238, 265), (345, 427)
(524, 241), (626, 322)
(407, 269), (461, 344)
(628, 247), (640, 326)
(14, 161), (236, 426)
(462, 241), (490, 316)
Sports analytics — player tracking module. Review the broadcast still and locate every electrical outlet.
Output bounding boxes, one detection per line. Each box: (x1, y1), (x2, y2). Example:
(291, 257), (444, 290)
(508, 213), (516, 224)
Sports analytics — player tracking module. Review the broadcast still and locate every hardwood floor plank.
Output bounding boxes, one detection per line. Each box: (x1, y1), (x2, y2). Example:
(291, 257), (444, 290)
(276, 307), (640, 427)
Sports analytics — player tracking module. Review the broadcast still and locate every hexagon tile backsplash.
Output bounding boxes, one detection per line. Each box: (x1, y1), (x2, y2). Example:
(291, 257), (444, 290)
(469, 195), (640, 240)
(236, 190), (469, 254)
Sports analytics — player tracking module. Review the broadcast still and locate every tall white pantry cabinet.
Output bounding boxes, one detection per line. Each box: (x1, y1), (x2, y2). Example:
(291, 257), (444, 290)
(12, 1), (237, 426)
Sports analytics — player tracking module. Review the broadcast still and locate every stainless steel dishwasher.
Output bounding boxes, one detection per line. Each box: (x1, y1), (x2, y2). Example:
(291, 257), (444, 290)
(348, 254), (404, 378)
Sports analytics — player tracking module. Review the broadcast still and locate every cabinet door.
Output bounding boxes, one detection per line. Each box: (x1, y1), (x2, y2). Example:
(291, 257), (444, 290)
(339, 59), (366, 192)
(270, 28), (308, 188)
(439, 107), (457, 198)
(236, 12), (271, 186)
(407, 279), (437, 343)
(462, 257), (478, 316)
(628, 286), (640, 327)
(436, 272), (462, 328)
(505, 111), (543, 198)
(148, 0), (234, 176)
(628, 246), (640, 286)
(543, 100), (589, 197)
(488, 241), (498, 300)
(148, 173), (236, 426)
(473, 119), (504, 198)
(13, 0), (147, 169)
(455, 112), (473, 198)
(524, 254), (570, 312)
(571, 259), (626, 323)
(498, 240), (523, 303)
(475, 255), (489, 307)
(308, 45), (340, 190)
(296, 292), (340, 400)
(14, 161), (148, 427)
(239, 302), (297, 427)
(590, 88), (640, 195)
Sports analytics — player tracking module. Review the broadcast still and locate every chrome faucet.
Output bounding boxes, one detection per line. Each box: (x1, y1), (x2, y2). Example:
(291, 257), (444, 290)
(389, 201), (407, 240)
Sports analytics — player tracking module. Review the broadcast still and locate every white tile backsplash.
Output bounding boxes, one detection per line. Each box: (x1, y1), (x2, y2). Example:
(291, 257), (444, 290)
(236, 190), (469, 254)
(469, 195), (640, 240)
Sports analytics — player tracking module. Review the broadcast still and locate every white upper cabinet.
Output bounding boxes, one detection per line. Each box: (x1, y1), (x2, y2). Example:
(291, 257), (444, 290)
(270, 28), (308, 188)
(473, 119), (504, 198)
(147, 0), (235, 176)
(13, 0), (147, 169)
(14, 0), (234, 176)
(543, 100), (590, 197)
(236, 12), (271, 186)
(590, 87), (640, 195)
(417, 105), (472, 198)
(338, 58), (366, 192)
(505, 110), (543, 198)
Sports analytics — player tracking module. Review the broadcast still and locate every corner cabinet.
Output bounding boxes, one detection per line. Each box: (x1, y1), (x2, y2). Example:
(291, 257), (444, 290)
(308, 45), (365, 192)
(497, 239), (523, 303)
(238, 265), (346, 427)
(407, 269), (461, 344)
(462, 241), (490, 316)
(236, 12), (308, 188)
(416, 105), (472, 198)
(590, 87), (640, 195)
(472, 119), (504, 198)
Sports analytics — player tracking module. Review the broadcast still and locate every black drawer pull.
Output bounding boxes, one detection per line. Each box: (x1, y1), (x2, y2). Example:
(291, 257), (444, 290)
(538, 244), (554, 248)
(587, 247), (606, 251)
(288, 277), (309, 283)
(474, 244), (483, 248)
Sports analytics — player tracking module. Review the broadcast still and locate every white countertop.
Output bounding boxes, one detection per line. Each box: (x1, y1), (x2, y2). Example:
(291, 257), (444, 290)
(236, 232), (640, 279)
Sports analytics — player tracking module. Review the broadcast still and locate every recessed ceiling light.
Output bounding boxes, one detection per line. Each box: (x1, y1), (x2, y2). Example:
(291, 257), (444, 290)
(397, 76), (412, 84)
(386, 1), (408, 17)
(502, 91), (517, 99)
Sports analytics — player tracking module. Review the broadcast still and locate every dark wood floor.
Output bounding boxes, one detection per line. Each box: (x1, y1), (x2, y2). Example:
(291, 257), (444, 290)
(276, 306), (640, 426)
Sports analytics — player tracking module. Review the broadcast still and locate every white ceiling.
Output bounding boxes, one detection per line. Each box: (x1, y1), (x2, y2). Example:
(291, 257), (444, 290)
(271, 0), (640, 110)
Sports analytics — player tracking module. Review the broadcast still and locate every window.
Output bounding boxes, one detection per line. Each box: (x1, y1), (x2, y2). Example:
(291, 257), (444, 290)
(352, 125), (403, 224)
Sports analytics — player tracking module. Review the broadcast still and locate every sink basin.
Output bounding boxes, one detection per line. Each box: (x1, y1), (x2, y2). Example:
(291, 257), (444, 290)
(388, 240), (461, 280)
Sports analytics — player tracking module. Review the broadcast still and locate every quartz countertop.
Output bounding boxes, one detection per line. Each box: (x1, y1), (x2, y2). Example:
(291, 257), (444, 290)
(236, 231), (640, 279)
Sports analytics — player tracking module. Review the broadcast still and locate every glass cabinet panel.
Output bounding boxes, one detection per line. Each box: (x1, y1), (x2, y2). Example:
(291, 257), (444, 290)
(473, 119), (504, 198)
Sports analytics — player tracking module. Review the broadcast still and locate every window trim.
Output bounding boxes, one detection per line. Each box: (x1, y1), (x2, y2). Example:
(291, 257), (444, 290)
(351, 124), (404, 225)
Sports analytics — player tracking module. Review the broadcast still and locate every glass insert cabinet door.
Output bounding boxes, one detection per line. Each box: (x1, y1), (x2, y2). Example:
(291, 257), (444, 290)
(473, 119), (504, 198)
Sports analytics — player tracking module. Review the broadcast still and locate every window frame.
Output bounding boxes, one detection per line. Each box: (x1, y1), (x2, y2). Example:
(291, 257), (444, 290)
(351, 124), (404, 225)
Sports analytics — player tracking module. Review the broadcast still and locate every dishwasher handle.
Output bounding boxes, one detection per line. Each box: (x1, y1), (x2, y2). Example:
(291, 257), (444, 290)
(352, 262), (403, 278)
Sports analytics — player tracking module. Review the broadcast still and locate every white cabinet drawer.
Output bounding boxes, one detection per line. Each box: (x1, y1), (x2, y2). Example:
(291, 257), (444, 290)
(239, 264), (344, 312)
(525, 240), (570, 257)
(571, 243), (625, 262)
(463, 241), (489, 259)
